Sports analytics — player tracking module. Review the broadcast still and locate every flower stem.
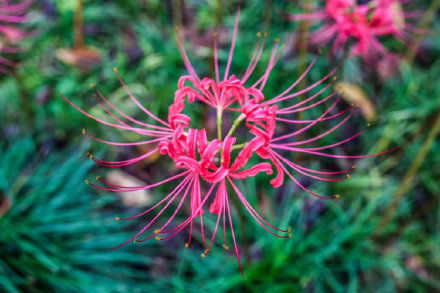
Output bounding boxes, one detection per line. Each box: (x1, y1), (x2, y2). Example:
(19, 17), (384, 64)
(226, 113), (246, 138)
(217, 107), (223, 140)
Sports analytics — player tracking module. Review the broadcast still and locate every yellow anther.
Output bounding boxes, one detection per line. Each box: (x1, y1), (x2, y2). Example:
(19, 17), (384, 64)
(155, 237), (161, 240)
(352, 165), (358, 169)
(288, 226), (291, 233)
(113, 67), (118, 73)
(333, 76), (338, 81)
(90, 83), (95, 88)
(256, 32), (261, 38)
(318, 48), (322, 54)
(274, 38), (280, 43)
(263, 32), (268, 37)
(174, 25), (179, 31)
(201, 253), (206, 258)
(185, 243), (189, 248)
(367, 123), (371, 127)
(89, 154), (93, 159)
(223, 244), (229, 250)
(96, 176), (101, 180)
(213, 31), (218, 37)
(85, 152), (91, 157)
(82, 128), (86, 134)
(133, 239), (138, 243)
(115, 217), (120, 221)
(205, 249), (209, 254)
(347, 174), (350, 179)
(155, 229), (161, 234)
(85, 179), (90, 185)
(335, 194), (340, 198)
(351, 103), (354, 106)
(281, 43), (286, 49)
(288, 233), (292, 238)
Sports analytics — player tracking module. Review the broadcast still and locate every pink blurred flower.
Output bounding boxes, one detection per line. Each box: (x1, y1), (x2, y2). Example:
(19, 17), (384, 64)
(61, 6), (395, 276)
(289, 0), (419, 64)
(0, 0), (31, 74)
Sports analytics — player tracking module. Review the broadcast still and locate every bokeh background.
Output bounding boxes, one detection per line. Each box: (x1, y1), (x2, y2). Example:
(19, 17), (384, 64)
(1, 0), (439, 292)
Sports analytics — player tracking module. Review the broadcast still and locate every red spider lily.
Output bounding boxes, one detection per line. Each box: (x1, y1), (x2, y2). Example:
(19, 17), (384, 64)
(0, 0), (31, 74)
(288, 0), (422, 64)
(61, 6), (395, 276)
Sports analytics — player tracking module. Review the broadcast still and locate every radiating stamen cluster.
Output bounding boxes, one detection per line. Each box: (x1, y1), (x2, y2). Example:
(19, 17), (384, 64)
(288, 0), (422, 63)
(0, 0), (31, 74)
(61, 7), (395, 276)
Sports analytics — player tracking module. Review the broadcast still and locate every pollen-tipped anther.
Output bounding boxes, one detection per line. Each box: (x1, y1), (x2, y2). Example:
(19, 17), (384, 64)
(113, 67), (118, 73)
(155, 229), (161, 234)
(352, 165), (358, 169)
(288, 233), (292, 238)
(223, 244), (229, 250)
(256, 32), (261, 38)
(115, 217), (120, 221)
(288, 226), (291, 233)
(347, 174), (350, 179)
(201, 253), (206, 258)
(96, 176), (101, 180)
(155, 237), (161, 240)
(335, 194), (340, 198)
(90, 83), (95, 88)
(367, 123), (371, 127)
(82, 128), (86, 134)
(85, 179), (90, 185)
(185, 243), (189, 248)
(133, 239), (138, 243)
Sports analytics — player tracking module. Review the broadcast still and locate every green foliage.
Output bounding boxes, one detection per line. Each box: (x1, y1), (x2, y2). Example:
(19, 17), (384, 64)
(0, 138), (157, 292)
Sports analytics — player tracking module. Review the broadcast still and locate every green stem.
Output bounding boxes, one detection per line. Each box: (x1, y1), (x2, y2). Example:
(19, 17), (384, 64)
(217, 107), (223, 140)
(231, 143), (247, 151)
(225, 113), (246, 138)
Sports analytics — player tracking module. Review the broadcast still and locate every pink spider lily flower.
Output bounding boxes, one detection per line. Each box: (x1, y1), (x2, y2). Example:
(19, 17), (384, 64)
(288, 0), (420, 64)
(0, 0), (32, 74)
(61, 6), (395, 276)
